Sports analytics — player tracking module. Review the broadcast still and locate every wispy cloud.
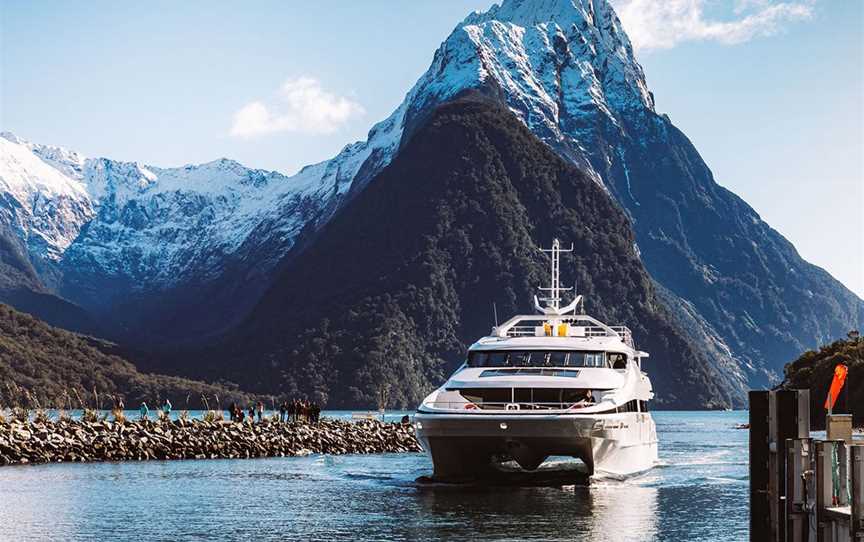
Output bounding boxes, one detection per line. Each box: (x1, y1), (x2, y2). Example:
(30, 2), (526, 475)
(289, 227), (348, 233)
(611, 0), (814, 52)
(230, 77), (364, 138)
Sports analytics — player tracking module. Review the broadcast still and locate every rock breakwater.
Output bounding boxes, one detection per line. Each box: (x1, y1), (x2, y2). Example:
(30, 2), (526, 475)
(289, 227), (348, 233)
(0, 417), (421, 466)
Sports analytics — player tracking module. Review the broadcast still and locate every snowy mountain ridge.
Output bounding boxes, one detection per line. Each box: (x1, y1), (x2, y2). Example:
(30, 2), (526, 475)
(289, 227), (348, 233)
(0, 0), (649, 281)
(0, 120), (400, 289)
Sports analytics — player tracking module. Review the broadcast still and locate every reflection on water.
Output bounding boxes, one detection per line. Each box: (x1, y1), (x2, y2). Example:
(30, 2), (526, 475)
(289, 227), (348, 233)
(0, 411), (747, 541)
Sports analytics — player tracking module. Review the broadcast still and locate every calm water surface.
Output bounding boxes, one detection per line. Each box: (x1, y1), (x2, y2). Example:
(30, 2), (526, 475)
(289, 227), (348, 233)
(0, 411), (748, 541)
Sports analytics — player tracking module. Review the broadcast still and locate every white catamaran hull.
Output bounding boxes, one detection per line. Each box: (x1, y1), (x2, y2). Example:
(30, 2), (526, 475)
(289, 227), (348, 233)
(415, 411), (658, 481)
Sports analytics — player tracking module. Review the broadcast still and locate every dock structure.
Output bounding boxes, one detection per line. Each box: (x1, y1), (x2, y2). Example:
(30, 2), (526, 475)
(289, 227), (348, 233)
(750, 390), (863, 542)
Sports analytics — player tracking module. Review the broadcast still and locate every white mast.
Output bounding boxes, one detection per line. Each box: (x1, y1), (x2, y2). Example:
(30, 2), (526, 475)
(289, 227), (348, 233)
(534, 238), (582, 315)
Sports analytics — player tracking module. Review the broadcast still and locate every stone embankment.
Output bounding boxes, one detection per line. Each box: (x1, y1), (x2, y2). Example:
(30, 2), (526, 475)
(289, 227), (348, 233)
(0, 417), (421, 466)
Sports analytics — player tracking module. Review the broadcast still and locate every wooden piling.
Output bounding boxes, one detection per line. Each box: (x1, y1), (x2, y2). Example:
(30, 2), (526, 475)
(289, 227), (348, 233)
(816, 440), (831, 542)
(772, 390), (811, 542)
(751, 390), (771, 541)
(827, 415), (853, 444)
(852, 444), (863, 540)
(785, 438), (812, 542)
(749, 389), (857, 541)
(750, 389), (810, 541)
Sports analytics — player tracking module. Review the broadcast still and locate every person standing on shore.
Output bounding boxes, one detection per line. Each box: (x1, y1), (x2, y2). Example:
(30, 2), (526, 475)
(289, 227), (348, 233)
(248, 405), (255, 423)
(278, 401), (286, 423)
(256, 401), (264, 423)
(162, 399), (172, 420)
(139, 402), (149, 420)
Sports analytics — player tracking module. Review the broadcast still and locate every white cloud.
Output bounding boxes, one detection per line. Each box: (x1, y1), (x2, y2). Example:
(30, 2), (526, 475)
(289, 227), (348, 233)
(230, 76), (364, 138)
(611, 0), (814, 52)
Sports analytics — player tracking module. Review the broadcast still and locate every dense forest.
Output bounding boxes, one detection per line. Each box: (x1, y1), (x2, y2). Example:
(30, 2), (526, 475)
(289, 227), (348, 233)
(784, 334), (862, 427)
(0, 303), (255, 410)
(183, 97), (737, 410)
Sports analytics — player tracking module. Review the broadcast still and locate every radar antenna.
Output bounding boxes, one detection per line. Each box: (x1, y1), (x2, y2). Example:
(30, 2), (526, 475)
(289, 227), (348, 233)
(534, 238), (583, 315)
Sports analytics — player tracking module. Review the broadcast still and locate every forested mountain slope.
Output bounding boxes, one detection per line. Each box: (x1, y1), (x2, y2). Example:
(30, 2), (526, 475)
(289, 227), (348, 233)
(204, 98), (738, 409)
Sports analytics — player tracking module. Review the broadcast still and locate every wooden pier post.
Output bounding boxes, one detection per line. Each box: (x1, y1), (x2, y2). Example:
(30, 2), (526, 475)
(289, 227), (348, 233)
(751, 390), (771, 541)
(827, 414), (853, 444)
(816, 440), (832, 542)
(750, 389), (810, 541)
(786, 438), (812, 542)
(852, 444), (863, 540)
(839, 441), (850, 508)
(774, 390), (810, 542)
(816, 440), (851, 542)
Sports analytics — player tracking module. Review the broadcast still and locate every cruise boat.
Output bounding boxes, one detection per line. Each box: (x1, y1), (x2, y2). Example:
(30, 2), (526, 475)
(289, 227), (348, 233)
(415, 239), (658, 481)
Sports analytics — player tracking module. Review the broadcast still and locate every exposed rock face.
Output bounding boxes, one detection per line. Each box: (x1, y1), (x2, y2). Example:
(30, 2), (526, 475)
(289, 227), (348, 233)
(0, 417), (420, 466)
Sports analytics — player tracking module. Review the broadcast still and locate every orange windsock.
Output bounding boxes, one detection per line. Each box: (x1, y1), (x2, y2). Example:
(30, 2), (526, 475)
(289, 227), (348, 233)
(823, 364), (848, 410)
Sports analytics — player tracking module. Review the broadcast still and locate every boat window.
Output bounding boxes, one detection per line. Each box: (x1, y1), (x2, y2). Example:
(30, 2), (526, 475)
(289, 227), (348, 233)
(532, 388), (562, 403)
(511, 351), (532, 366)
(468, 350), (612, 368)
(568, 352), (607, 368)
(561, 388), (588, 404)
(616, 400), (639, 413)
(513, 388), (531, 403)
(459, 388), (512, 404)
(608, 353), (627, 369)
(455, 388), (597, 409)
(466, 352), (511, 367)
(478, 369), (581, 378)
(491, 352), (511, 366)
(547, 351), (569, 366)
(469, 351), (490, 366)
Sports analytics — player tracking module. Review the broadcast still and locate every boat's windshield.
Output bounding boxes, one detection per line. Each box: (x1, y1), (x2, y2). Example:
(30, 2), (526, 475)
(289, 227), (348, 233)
(467, 350), (625, 368)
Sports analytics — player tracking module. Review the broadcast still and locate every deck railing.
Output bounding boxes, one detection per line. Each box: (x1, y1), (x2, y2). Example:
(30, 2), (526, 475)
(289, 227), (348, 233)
(501, 323), (634, 348)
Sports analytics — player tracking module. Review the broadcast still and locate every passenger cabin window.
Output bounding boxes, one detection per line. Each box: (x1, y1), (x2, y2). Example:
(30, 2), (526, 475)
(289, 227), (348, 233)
(467, 351), (614, 368)
(608, 353), (627, 369)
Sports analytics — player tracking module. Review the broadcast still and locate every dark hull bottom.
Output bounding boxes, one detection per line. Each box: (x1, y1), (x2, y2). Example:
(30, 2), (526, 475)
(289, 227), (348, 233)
(423, 435), (593, 483)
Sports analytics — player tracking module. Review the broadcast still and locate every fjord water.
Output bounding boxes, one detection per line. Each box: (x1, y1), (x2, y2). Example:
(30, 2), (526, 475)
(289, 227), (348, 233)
(0, 411), (748, 541)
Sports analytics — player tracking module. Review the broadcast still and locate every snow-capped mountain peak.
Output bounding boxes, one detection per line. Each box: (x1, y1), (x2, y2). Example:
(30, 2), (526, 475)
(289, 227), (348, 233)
(1, 131), (88, 180)
(459, 0), (653, 122)
(0, 135), (93, 260)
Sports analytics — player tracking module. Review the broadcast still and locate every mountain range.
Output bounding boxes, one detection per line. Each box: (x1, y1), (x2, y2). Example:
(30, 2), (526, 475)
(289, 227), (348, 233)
(1, 0), (861, 408)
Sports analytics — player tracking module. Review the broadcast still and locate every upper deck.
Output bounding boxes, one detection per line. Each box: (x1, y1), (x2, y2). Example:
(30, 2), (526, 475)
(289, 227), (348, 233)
(488, 313), (636, 350)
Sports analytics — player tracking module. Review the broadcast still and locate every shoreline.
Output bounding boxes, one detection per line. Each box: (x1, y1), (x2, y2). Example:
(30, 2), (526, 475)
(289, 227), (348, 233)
(0, 417), (421, 466)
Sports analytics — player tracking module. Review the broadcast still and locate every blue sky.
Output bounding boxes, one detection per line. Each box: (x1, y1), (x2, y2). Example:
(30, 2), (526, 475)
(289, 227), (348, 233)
(1, 1), (862, 297)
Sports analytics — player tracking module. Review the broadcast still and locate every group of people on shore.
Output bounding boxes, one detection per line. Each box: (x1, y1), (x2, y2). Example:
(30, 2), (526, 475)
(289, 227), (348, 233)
(131, 398), (323, 424)
(228, 401), (265, 423)
(138, 399), (171, 419)
(278, 399), (321, 424)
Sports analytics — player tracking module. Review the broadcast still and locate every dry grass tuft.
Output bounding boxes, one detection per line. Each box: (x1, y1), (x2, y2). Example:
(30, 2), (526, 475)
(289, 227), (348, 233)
(202, 410), (224, 423)
(33, 409), (49, 424)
